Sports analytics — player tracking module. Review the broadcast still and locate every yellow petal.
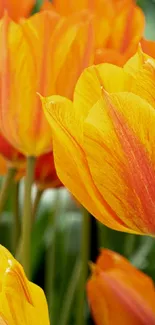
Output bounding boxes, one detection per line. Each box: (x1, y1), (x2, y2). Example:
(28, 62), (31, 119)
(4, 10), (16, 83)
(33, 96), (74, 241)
(124, 45), (150, 76)
(129, 59), (155, 109)
(74, 63), (132, 144)
(54, 13), (94, 99)
(124, 49), (155, 109)
(0, 15), (37, 155)
(0, 11), (93, 157)
(41, 94), (136, 232)
(0, 245), (49, 325)
(84, 91), (155, 234)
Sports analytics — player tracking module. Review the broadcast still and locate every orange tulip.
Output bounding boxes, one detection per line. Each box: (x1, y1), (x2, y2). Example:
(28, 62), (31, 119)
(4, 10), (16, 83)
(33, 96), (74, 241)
(0, 244), (50, 325)
(87, 249), (155, 325)
(35, 152), (62, 189)
(41, 48), (155, 235)
(42, 0), (145, 66)
(0, 10), (93, 157)
(0, 0), (35, 21)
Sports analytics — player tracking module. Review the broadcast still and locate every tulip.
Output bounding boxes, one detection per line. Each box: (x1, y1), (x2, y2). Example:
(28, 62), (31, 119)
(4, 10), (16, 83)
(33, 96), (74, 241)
(35, 152), (62, 190)
(42, 0), (145, 66)
(0, 244), (50, 325)
(41, 48), (155, 235)
(0, 10), (93, 157)
(0, 10), (94, 275)
(0, 0), (35, 21)
(87, 249), (155, 325)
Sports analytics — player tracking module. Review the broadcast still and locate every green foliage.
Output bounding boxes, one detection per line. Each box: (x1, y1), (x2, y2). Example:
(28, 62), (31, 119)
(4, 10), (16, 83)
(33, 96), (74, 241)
(138, 0), (155, 39)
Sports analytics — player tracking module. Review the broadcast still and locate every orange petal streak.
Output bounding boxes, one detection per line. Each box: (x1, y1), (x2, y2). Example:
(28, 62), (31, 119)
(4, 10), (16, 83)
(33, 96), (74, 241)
(102, 273), (155, 325)
(103, 91), (155, 233)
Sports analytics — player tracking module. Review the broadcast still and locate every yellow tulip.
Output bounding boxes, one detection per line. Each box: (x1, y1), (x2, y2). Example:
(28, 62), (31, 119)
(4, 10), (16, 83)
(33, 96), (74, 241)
(0, 245), (50, 325)
(87, 249), (155, 325)
(0, 10), (93, 157)
(41, 49), (155, 235)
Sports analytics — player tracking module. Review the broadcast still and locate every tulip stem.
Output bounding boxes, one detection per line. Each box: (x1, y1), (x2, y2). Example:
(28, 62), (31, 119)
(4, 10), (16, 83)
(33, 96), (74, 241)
(32, 188), (44, 221)
(0, 166), (16, 217)
(59, 258), (81, 325)
(45, 190), (60, 323)
(12, 182), (20, 253)
(76, 207), (90, 325)
(22, 156), (35, 278)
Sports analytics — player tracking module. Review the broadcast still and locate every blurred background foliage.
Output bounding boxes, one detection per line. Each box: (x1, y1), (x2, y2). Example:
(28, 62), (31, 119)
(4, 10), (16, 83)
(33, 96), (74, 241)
(138, 0), (155, 39)
(1, 0), (155, 324)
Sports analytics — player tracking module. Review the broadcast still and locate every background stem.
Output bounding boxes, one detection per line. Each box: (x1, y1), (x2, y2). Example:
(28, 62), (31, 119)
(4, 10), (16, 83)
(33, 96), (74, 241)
(0, 167), (16, 217)
(32, 187), (44, 221)
(76, 207), (90, 325)
(59, 259), (81, 325)
(22, 156), (35, 278)
(12, 181), (20, 253)
(45, 191), (60, 324)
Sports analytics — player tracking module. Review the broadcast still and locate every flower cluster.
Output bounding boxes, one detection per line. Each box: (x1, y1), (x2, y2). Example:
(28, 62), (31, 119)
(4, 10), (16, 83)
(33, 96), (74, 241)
(0, 0), (155, 324)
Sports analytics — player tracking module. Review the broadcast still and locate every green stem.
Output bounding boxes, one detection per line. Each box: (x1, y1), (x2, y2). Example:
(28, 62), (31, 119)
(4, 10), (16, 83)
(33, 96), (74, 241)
(0, 167), (16, 217)
(22, 156), (35, 278)
(124, 233), (136, 257)
(32, 188), (44, 222)
(59, 259), (81, 325)
(12, 182), (20, 254)
(76, 207), (90, 325)
(16, 187), (41, 260)
(45, 191), (60, 323)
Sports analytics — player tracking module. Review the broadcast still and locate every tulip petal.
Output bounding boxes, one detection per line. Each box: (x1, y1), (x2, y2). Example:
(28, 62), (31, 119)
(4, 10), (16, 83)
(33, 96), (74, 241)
(94, 48), (124, 65)
(44, 11), (93, 97)
(42, 95), (133, 231)
(84, 91), (155, 234)
(0, 0), (35, 21)
(0, 11), (93, 157)
(0, 316), (7, 325)
(88, 272), (155, 325)
(87, 278), (108, 325)
(74, 63), (132, 145)
(97, 249), (155, 309)
(124, 46), (150, 75)
(42, 0), (93, 15)
(125, 55), (155, 112)
(107, 4), (144, 54)
(0, 15), (37, 155)
(102, 272), (155, 325)
(87, 249), (155, 325)
(54, 15), (94, 99)
(0, 245), (49, 325)
(20, 11), (60, 154)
